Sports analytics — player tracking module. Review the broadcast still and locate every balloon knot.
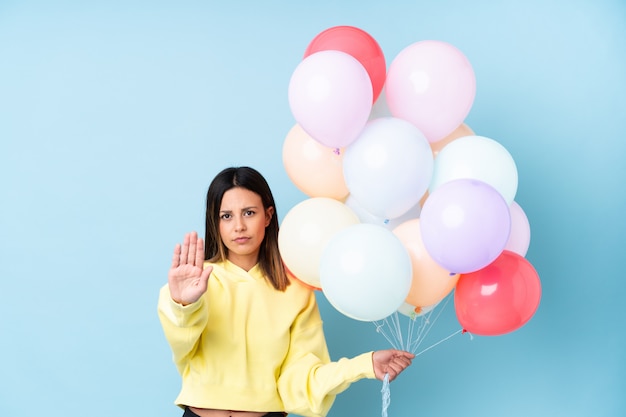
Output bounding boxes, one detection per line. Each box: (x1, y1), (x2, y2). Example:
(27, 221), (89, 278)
(449, 272), (456, 276)
(383, 219), (389, 224)
(333, 148), (340, 155)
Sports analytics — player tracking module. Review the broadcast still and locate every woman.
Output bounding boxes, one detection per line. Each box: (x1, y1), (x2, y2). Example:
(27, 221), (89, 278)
(158, 166), (414, 417)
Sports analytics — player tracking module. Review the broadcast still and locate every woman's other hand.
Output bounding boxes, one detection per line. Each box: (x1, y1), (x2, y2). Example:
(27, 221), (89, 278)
(372, 349), (415, 382)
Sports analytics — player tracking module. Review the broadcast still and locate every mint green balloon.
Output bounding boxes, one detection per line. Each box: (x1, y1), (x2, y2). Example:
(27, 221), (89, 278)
(429, 135), (518, 204)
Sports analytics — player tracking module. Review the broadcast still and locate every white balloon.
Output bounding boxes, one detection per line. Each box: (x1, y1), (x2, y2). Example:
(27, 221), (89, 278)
(278, 197), (360, 289)
(429, 135), (518, 204)
(397, 301), (439, 319)
(343, 117), (434, 220)
(320, 224), (412, 322)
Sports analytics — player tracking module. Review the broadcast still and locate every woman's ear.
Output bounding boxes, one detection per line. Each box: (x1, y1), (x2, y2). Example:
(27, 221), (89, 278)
(265, 206), (275, 227)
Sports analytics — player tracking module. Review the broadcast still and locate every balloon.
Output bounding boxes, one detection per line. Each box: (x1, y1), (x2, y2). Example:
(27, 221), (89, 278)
(288, 50), (373, 149)
(343, 117), (434, 219)
(285, 265), (321, 291)
(369, 86), (392, 120)
(282, 124), (349, 200)
(385, 40), (476, 143)
(420, 179), (511, 274)
(454, 250), (541, 336)
(397, 301), (438, 319)
(430, 122), (474, 156)
(344, 194), (421, 230)
(430, 135), (518, 204)
(320, 224), (412, 322)
(393, 219), (460, 307)
(505, 201), (531, 257)
(278, 197), (360, 289)
(304, 25), (386, 103)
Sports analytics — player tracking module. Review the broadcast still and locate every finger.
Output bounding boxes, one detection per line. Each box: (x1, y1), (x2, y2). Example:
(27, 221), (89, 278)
(187, 232), (198, 265)
(195, 237), (206, 268)
(171, 243), (182, 268)
(395, 350), (415, 359)
(180, 233), (191, 264)
(386, 363), (404, 382)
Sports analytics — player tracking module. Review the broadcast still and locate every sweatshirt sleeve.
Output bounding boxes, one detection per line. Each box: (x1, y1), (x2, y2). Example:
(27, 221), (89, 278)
(277, 292), (376, 417)
(157, 284), (209, 375)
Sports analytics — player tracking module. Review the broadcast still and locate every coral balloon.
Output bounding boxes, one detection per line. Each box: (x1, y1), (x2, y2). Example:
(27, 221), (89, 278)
(282, 124), (349, 200)
(304, 26), (386, 103)
(278, 198), (360, 289)
(288, 50), (373, 149)
(420, 179), (511, 274)
(385, 40), (476, 143)
(393, 219), (460, 307)
(454, 250), (541, 336)
(320, 224), (412, 322)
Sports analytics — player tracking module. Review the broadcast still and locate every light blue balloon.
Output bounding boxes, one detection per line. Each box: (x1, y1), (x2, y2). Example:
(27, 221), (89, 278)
(319, 223), (412, 322)
(343, 117), (434, 220)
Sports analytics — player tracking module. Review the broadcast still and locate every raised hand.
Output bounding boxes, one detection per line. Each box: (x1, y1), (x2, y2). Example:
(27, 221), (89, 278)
(372, 349), (415, 382)
(168, 231), (213, 306)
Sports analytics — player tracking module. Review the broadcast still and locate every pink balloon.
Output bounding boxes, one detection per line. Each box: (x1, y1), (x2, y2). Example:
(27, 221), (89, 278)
(420, 179), (511, 274)
(505, 201), (531, 257)
(385, 40), (476, 143)
(288, 50), (373, 149)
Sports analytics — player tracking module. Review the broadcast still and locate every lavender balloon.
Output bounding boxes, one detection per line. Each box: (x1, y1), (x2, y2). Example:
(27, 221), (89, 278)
(420, 179), (511, 274)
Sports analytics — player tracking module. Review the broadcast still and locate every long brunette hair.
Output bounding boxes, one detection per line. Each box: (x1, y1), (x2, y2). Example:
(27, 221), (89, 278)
(204, 167), (289, 291)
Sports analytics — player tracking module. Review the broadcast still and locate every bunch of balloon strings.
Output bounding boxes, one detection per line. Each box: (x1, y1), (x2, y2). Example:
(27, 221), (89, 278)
(372, 294), (471, 417)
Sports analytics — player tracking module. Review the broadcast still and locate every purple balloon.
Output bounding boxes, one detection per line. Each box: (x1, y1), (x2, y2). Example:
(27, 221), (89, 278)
(420, 179), (511, 273)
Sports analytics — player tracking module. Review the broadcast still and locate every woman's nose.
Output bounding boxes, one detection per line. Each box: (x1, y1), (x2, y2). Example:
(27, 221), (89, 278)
(234, 216), (246, 231)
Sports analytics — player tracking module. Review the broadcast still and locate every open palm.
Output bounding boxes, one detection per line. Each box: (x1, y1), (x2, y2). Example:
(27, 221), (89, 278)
(168, 232), (213, 305)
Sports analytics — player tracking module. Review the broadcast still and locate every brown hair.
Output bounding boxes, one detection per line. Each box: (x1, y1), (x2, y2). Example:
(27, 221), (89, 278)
(204, 166), (289, 291)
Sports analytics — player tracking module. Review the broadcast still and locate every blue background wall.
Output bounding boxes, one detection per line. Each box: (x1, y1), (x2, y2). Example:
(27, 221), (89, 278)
(1, 1), (624, 416)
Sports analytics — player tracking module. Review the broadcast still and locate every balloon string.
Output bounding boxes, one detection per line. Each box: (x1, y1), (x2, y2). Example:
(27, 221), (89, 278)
(408, 293), (453, 353)
(390, 311), (405, 350)
(413, 329), (463, 357)
(374, 321), (401, 350)
(381, 373), (390, 417)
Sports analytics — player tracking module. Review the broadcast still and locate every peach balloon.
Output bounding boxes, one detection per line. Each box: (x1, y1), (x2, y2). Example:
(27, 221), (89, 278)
(430, 122), (474, 156)
(282, 124), (349, 200)
(393, 219), (460, 307)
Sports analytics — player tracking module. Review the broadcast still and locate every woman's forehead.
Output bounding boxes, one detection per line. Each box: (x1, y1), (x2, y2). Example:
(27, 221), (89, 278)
(220, 187), (263, 210)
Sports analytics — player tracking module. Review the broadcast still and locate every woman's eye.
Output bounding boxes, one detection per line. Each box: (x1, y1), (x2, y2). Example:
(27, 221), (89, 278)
(244, 210), (255, 217)
(220, 213), (231, 220)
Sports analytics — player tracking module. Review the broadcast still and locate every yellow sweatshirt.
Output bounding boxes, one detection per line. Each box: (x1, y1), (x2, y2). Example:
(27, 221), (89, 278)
(157, 260), (375, 417)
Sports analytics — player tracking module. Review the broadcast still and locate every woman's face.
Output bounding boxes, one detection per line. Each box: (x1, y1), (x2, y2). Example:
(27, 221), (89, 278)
(218, 187), (274, 271)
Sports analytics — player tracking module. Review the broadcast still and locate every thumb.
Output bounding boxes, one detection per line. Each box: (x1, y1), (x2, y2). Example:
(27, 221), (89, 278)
(200, 265), (213, 288)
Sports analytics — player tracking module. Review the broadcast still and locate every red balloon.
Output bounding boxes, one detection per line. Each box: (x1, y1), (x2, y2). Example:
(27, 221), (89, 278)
(454, 250), (541, 336)
(304, 26), (386, 103)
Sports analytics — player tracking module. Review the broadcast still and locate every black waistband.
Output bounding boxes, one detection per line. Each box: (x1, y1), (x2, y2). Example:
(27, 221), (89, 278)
(183, 407), (287, 417)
